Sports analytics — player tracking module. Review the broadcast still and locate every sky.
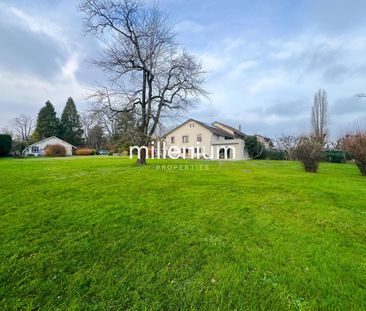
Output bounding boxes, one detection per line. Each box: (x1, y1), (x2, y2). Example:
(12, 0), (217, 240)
(0, 0), (366, 138)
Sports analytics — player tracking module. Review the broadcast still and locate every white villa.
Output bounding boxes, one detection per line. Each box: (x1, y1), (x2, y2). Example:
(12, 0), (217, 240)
(23, 136), (75, 156)
(163, 119), (250, 160)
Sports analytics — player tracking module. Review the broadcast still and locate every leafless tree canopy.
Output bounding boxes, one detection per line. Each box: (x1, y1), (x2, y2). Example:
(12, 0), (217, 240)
(80, 112), (96, 143)
(276, 134), (298, 160)
(311, 89), (328, 144)
(79, 0), (207, 163)
(340, 129), (366, 176)
(11, 114), (34, 142)
(295, 135), (323, 173)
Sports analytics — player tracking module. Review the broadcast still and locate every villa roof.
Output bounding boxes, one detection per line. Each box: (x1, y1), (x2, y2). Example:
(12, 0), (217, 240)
(164, 119), (235, 138)
(213, 121), (247, 138)
(27, 136), (76, 148)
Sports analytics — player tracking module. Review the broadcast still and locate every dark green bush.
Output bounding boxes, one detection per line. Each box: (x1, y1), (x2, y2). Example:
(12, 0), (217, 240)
(266, 150), (286, 160)
(0, 134), (12, 157)
(244, 136), (266, 159)
(322, 150), (346, 163)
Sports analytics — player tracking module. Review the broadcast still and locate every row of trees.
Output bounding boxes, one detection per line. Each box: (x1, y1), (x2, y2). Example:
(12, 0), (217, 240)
(34, 97), (83, 146)
(5, 97), (84, 154)
(7, 98), (141, 154)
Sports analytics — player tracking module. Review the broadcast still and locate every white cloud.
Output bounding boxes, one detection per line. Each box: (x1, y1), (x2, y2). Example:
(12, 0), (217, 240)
(192, 31), (366, 137)
(228, 60), (258, 79)
(0, 3), (90, 128)
(5, 6), (69, 48)
(200, 53), (228, 72)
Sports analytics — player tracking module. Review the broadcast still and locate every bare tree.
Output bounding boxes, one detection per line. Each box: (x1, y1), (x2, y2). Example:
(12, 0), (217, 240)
(311, 89), (328, 144)
(80, 0), (207, 164)
(276, 134), (298, 160)
(90, 104), (120, 138)
(340, 129), (366, 176)
(11, 114), (34, 142)
(80, 111), (97, 143)
(295, 135), (323, 173)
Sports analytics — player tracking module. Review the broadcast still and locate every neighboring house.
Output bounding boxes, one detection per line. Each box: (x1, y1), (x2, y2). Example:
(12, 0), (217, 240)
(163, 119), (249, 160)
(23, 136), (76, 156)
(255, 134), (274, 150)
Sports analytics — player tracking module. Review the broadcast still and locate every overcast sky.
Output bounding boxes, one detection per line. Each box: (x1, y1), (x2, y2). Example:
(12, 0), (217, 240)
(1, 0), (366, 138)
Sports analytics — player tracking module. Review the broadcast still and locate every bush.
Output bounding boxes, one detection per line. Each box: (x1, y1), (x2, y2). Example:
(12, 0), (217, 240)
(75, 148), (96, 156)
(244, 136), (266, 159)
(0, 134), (12, 157)
(295, 136), (323, 173)
(12, 140), (27, 156)
(322, 150), (346, 163)
(341, 132), (366, 176)
(266, 150), (286, 160)
(44, 144), (67, 157)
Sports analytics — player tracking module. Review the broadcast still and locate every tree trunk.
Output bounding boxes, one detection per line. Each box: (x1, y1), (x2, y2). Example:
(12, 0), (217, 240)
(357, 161), (366, 176)
(136, 147), (147, 165)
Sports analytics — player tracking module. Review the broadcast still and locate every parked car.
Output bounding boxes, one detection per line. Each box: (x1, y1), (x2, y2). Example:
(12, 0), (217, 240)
(98, 150), (109, 156)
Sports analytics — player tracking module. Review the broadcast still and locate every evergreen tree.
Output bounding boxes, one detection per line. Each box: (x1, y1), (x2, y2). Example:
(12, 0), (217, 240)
(244, 136), (266, 159)
(34, 101), (59, 140)
(59, 97), (83, 146)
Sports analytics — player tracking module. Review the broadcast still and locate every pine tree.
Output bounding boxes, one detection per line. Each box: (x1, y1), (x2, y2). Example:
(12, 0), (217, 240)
(59, 97), (83, 146)
(34, 101), (59, 140)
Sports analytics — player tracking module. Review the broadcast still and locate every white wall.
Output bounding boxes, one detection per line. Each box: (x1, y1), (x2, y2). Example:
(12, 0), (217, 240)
(26, 137), (73, 156)
(165, 121), (249, 160)
(165, 120), (213, 158)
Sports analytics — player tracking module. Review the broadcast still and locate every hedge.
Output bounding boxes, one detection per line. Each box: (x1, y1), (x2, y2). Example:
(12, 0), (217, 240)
(0, 134), (12, 157)
(75, 148), (96, 156)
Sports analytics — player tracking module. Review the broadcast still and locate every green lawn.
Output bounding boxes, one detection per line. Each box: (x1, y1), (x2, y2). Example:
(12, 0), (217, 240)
(0, 157), (365, 310)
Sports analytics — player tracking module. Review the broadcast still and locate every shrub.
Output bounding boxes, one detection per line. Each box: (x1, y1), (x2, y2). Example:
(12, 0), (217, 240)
(75, 148), (96, 156)
(266, 150), (286, 160)
(295, 135), (323, 173)
(341, 132), (366, 176)
(12, 140), (27, 156)
(322, 150), (346, 163)
(0, 134), (12, 157)
(244, 136), (266, 159)
(44, 144), (67, 157)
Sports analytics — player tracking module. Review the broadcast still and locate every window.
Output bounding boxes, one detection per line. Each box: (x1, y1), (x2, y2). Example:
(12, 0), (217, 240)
(219, 148), (225, 159)
(197, 134), (202, 142)
(31, 146), (39, 153)
(189, 122), (195, 128)
(182, 136), (189, 143)
(171, 136), (175, 143)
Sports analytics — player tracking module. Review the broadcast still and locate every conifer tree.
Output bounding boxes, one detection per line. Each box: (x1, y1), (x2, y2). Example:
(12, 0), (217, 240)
(34, 101), (59, 140)
(59, 97), (83, 146)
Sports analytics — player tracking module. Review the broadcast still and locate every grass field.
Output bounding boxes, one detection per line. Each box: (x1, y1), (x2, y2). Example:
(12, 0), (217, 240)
(0, 157), (365, 310)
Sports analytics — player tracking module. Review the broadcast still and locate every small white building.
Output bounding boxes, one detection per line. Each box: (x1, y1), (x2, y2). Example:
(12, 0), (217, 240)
(163, 119), (249, 160)
(23, 136), (76, 156)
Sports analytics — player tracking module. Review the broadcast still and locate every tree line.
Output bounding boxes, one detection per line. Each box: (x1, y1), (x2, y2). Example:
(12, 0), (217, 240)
(4, 96), (141, 155)
(34, 97), (83, 146)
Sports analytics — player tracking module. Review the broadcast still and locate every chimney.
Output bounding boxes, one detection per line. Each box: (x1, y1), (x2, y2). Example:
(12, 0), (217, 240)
(239, 124), (242, 132)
